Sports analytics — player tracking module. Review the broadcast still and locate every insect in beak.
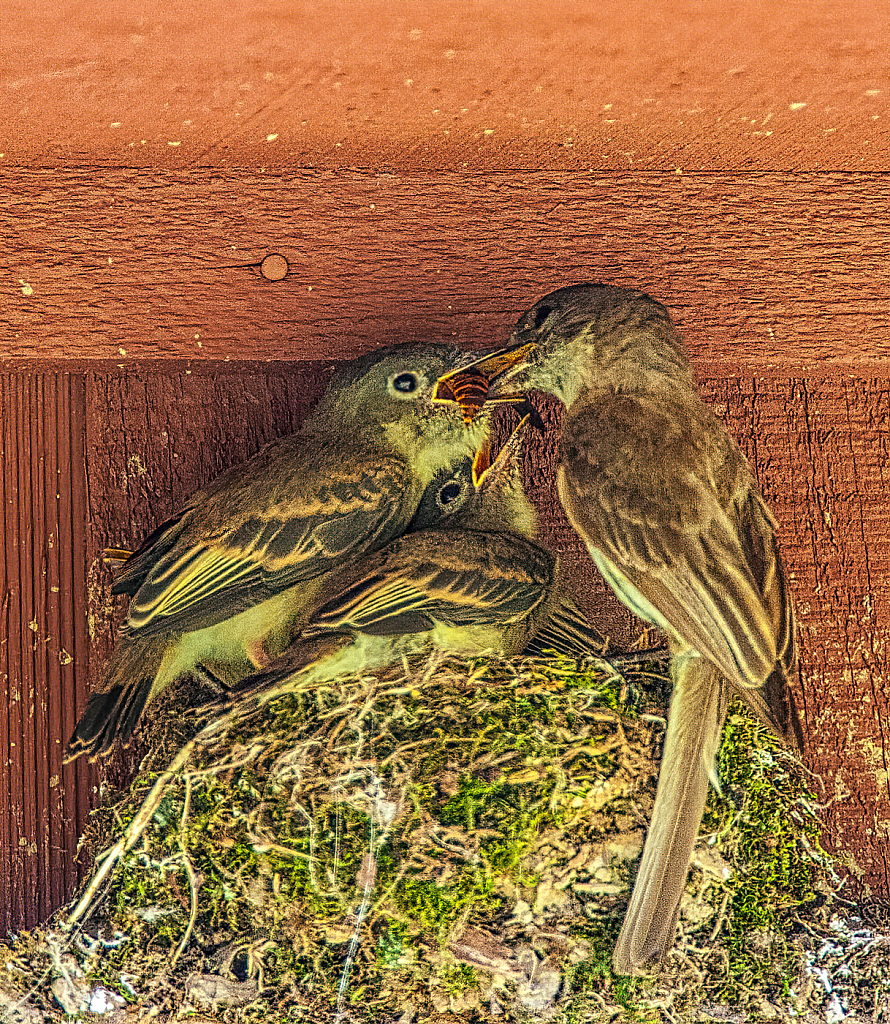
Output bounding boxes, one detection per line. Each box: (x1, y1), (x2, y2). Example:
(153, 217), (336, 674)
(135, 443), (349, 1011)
(434, 342), (538, 422)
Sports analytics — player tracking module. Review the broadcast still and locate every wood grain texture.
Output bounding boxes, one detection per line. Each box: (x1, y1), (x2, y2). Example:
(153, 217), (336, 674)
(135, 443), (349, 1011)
(0, 372), (93, 931)
(1, 0), (886, 938)
(4, 1), (887, 172)
(3, 168), (889, 369)
(0, 359), (887, 925)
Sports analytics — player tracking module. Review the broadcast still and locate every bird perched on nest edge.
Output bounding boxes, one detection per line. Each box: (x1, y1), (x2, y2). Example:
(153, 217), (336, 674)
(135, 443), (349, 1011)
(435, 282), (804, 975)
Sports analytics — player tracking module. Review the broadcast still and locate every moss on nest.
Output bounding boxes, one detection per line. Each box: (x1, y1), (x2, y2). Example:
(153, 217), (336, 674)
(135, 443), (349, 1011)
(0, 653), (881, 1023)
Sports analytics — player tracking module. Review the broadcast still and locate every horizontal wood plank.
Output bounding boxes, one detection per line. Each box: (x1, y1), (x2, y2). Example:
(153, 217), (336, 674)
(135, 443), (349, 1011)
(4, 1), (887, 172)
(3, 169), (889, 371)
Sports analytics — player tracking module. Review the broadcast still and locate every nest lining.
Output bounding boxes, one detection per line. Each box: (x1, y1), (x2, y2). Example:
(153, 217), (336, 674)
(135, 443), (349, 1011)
(0, 652), (883, 1024)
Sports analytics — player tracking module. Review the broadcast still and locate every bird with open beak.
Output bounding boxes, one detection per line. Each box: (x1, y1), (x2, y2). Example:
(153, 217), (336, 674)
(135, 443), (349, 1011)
(65, 343), (497, 763)
(201, 412), (607, 717)
(435, 284), (803, 975)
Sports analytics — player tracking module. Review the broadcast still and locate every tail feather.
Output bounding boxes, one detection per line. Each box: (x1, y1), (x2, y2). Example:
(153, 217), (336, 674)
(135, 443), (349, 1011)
(612, 654), (728, 974)
(63, 680), (151, 762)
(64, 638), (167, 762)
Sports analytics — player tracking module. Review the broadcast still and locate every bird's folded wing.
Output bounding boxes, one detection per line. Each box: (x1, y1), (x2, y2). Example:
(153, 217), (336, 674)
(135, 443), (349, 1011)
(112, 511), (190, 596)
(560, 464), (780, 693)
(121, 452), (413, 637)
(307, 530), (555, 636)
(734, 488), (797, 680)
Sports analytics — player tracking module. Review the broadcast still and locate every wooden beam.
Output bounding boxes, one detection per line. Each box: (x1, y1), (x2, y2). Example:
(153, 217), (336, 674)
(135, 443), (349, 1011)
(0, 372), (93, 931)
(3, 1), (887, 172)
(3, 169), (889, 370)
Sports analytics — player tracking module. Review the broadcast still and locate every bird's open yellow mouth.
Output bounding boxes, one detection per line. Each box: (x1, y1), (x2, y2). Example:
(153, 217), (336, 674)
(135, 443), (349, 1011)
(470, 412), (538, 488)
(433, 342), (537, 423)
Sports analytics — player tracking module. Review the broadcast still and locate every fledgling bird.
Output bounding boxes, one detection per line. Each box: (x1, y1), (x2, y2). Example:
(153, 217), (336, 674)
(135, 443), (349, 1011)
(436, 284), (803, 974)
(202, 415), (604, 718)
(64, 344), (493, 763)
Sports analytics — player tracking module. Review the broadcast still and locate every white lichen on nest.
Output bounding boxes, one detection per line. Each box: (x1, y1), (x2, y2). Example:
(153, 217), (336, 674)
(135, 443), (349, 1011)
(0, 652), (883, 1023)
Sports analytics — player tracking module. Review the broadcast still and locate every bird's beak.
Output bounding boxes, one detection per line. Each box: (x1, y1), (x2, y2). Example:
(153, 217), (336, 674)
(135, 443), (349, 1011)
(433, 342), (538, 423)
(471, 410), (538, 488)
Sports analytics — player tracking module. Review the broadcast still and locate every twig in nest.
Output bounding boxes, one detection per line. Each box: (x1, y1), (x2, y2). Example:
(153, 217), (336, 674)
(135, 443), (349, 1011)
(66, 736), (199, 926)
(708, 890), (732, 944)
(336, 848), (378, 1021)
(66, 702), (267, 928)
(171, 773), (200, 967)
(245, 826), (313, 862)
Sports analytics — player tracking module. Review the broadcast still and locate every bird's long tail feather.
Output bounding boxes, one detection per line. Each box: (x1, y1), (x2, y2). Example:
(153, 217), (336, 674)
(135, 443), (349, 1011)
(612, 653), (728, 974)
(63, 637), (168, 762)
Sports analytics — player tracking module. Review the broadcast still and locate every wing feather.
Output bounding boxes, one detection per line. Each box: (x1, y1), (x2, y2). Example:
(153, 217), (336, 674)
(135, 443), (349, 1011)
(307, 530), (555, 637)
(559, 394), (791, 696)
(120, 438), (414, 637)
(523, 594), (608, 657)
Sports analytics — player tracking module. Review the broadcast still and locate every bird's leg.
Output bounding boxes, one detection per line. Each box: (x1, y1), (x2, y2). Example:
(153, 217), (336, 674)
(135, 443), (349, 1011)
(192, 664), (231, 694)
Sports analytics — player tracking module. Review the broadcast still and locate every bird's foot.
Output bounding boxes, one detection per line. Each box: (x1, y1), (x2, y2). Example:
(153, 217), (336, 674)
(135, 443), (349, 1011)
(192, 664), (232, 694)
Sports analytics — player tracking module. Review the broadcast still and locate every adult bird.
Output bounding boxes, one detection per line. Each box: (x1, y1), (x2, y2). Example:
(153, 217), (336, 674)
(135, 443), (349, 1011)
(435, 283), (803, 974)
(201, 414), (605, 718)
(65, 344), (492, 763)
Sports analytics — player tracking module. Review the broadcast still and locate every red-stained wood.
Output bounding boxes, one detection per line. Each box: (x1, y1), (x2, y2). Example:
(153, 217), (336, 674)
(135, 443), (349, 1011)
(69, 362), (890, 907)
(1, 0), (888, 934)
(700, 374), (890, 889)
(3, 169), (889, 369)
(3, 1), (887, 172)
(0, 372), (93, 933)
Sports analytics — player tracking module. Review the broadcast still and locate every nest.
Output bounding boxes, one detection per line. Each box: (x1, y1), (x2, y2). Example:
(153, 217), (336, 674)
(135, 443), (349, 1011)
(0, 652), (885, 1023)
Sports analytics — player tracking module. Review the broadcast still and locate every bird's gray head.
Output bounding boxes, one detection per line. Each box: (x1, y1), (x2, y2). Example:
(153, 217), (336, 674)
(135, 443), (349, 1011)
(406, 417), (538, 539)
(509, 283), (693, 404)
(306, 343), (491, 479)
(432, 285), (694, 416)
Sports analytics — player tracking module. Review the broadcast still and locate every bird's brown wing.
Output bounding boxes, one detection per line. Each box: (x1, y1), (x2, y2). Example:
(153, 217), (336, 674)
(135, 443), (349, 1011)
(305, 529), (555, 636)
(732, 487), (802, 744)
(559, 395), (800, 743)
(118, 436), (415, 637)
(63, 635), (171, 762)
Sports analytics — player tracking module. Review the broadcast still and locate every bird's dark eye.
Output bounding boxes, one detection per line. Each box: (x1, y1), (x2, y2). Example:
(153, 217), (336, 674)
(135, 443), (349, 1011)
(532, 304), (553, 329)
(392, 372), (419, 393)
(438, 481), (463, 506)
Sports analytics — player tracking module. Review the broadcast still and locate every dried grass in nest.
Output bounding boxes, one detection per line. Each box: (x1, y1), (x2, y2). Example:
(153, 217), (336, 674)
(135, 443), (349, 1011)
(0, 653), (884, 1023)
